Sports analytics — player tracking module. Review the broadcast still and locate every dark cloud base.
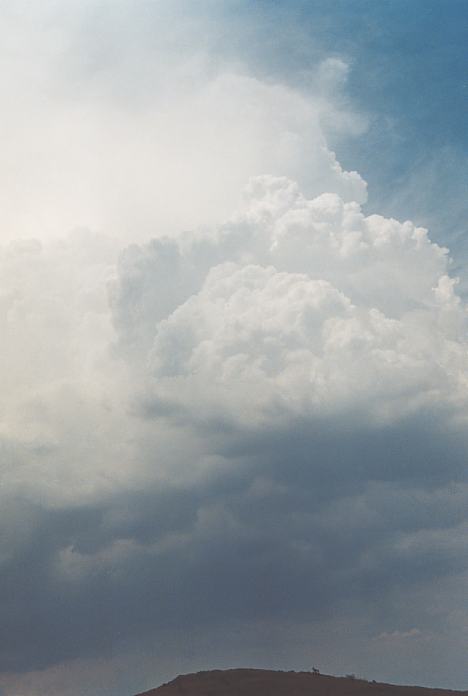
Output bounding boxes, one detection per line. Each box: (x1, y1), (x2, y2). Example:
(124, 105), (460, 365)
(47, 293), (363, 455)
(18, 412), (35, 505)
(2, 412), (466, 674)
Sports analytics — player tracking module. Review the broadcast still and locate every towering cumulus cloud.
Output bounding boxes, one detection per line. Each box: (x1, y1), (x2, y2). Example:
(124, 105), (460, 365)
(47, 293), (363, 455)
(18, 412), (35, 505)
(0, 5), (467, 696)
(114, 175), (465, 430)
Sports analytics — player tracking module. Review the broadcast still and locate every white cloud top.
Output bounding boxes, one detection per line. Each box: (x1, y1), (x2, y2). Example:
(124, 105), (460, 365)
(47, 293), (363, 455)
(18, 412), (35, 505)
(110, 175), (467, 430)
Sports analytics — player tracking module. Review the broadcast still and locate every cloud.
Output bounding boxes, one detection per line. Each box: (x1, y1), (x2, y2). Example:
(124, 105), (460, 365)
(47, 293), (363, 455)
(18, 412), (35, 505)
(113, 175), (467, 431)
(2, 170), (466, 689)
(0, 3), (467, 694)
(0, 1), (365, 244)
(102, 169), (468, 690)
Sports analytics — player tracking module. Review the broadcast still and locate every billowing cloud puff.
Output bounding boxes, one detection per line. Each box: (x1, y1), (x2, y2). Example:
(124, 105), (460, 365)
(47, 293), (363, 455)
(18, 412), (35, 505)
(0, 8), (466, 691)
(113, 176), (467, 429)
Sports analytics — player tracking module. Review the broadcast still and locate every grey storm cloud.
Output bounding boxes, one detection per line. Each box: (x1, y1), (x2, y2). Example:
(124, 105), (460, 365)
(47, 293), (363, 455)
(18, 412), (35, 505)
(0, 4), (467, 695)
(1, 173), (467, 688)
(1, 417), (466, 676)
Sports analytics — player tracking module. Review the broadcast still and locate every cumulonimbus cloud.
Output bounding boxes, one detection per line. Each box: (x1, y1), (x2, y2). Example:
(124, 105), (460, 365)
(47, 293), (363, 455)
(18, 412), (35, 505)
(0, 6), (467, 693)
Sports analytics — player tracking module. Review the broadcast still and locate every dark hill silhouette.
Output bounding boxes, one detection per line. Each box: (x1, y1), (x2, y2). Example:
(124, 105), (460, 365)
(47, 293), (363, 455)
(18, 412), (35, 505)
(135, 669), (467, 696)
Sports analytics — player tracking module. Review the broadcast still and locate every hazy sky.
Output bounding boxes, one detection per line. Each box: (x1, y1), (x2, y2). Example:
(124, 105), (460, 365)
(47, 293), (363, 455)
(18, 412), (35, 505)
(0, 2), (467, 695)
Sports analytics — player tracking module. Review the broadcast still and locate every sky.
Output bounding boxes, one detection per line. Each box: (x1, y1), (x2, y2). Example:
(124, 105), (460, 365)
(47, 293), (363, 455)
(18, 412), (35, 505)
(0, 1), (467, 695)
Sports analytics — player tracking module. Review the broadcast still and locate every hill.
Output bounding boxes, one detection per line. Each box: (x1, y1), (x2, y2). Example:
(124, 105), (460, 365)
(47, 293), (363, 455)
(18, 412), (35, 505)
(135, 668), (467, 696)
